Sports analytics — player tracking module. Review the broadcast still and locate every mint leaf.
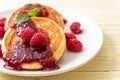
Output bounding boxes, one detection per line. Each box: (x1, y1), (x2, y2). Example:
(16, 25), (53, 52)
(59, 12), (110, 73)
(15, 14), (29, 23)
(28, 8), (40, 17)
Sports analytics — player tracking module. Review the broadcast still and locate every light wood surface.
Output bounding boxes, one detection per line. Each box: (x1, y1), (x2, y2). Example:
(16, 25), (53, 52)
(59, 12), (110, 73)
(0, 0), (120, 80)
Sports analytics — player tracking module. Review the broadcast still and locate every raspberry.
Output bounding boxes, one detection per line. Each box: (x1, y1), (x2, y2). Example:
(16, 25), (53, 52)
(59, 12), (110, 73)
(0, 44), (2, 57)
(0, 18), (6, 27)
(39, 8), (48, 17)
(67, 38), (83, 52)
(0, 27), (5, 39)
(30, 32), (48, 48)
(20, 28), (35, 43)
(70, 22), (82, 34)
(65, 33), (76, 41)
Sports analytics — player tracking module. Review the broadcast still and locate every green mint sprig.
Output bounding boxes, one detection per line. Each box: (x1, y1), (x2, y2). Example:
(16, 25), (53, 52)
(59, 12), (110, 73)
(15, 8), (40, 23)
(15, 14), (29, 23)
(28, 8), (40, 17)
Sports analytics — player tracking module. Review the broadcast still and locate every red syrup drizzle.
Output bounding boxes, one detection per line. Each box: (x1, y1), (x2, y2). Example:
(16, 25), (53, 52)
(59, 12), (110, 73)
(3, 4), (59, 71)
(3, 41), (59, 71)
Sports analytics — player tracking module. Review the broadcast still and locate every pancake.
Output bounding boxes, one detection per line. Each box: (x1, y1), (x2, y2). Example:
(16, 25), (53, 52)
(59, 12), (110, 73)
(2, 17), (66, 70)
(5, 3), (64, 30)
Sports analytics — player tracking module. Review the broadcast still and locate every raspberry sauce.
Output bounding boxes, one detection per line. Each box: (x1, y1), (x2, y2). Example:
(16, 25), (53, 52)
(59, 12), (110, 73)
(18, 4), (48, 17)
(22, 4), (42, 12)
(3, 42), (59, 71)
(16, 20), (36, 36)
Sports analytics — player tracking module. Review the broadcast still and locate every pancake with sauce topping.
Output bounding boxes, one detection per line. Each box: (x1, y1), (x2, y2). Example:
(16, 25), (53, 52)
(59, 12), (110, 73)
(2, 17), (66, 70)
(5, 3), (64, 30)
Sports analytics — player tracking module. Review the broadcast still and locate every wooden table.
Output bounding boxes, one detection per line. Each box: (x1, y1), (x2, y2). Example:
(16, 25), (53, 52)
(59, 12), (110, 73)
(0, 0), (120, 80)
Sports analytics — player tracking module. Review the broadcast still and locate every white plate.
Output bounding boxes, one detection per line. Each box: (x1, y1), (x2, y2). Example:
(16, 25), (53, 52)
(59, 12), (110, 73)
(0, 9), (103, 76)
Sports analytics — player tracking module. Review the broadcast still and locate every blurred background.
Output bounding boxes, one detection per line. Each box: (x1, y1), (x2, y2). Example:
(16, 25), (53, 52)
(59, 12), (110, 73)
(0, 0), (120, 25)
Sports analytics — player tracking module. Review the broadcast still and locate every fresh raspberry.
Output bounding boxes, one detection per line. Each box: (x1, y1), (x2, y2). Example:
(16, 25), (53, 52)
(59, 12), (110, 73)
(65, 33), (76, 41)
(20, 28), (35, 43)
(39, 8), (48, 17)
(67, 38), (83, 52)
(0, 27), (5, 39)
(0, 44), (2, 57)
(70, 22), (82, 34)
(30, 32), (48, 48)
(0, 18), (6, 27)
